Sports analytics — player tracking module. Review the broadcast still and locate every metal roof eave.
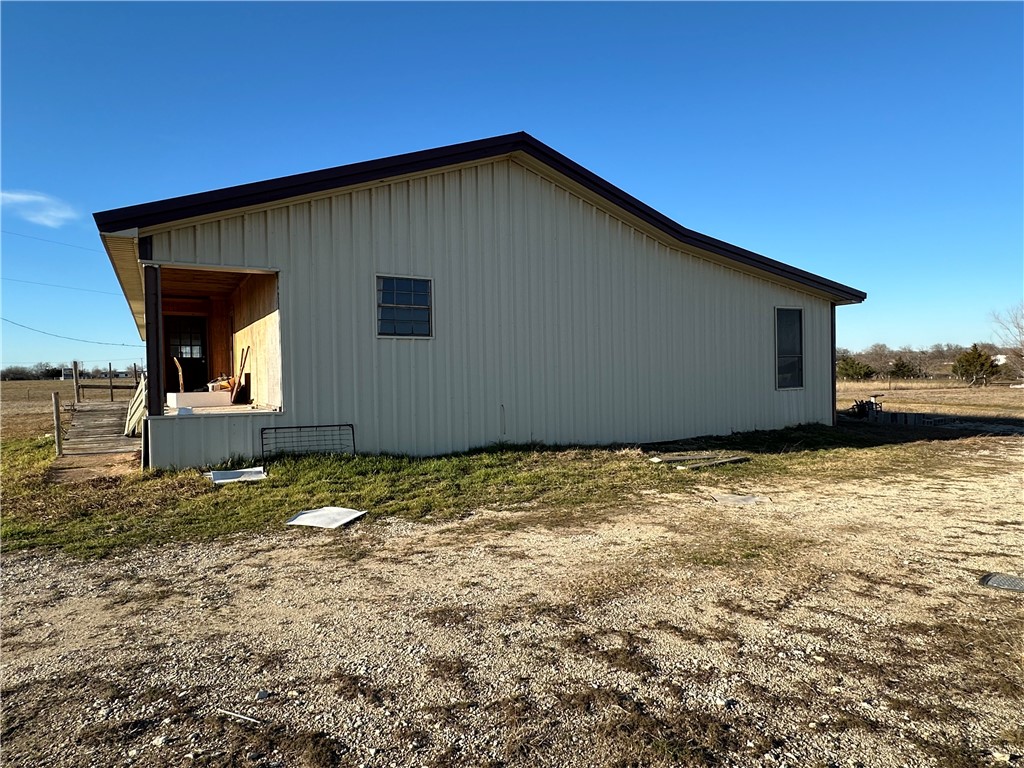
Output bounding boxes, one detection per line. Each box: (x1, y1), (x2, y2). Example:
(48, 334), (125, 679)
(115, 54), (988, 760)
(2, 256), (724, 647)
(99, 231), (146, 339)
(93, 132), (866, 306)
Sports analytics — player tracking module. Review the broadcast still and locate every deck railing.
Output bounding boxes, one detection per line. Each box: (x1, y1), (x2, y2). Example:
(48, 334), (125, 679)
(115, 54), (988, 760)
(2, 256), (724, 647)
(124, 375), (147, 437)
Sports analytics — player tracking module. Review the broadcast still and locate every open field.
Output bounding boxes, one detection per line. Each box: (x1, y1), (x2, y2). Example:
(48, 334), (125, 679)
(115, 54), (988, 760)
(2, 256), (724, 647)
(0, 378), (137, 405)
(837, 380), (1024, 420)
(1, 380), (1022, 767)
(1, 379), (135, 443)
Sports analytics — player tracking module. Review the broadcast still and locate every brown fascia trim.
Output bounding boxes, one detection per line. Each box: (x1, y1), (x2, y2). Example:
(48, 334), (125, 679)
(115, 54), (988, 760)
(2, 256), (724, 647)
(93, 134), (528, 231)
(93, 132), (867, 304)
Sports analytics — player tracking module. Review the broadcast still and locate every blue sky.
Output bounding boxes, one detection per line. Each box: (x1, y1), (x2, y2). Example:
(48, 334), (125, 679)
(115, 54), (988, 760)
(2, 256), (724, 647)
(2, 1), (1021, 368)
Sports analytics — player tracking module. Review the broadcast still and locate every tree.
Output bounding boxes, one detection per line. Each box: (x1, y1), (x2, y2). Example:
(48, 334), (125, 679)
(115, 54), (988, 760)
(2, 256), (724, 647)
(30, 362), (65, 380)
(837, 356), (875, 380)
(0, 365), (34, 380)
(889, 355), (922, 379)
(923, 343), (964, 379)
(952, 344), (1000, 386)
(860, 343), (893, 377)
(991, 303), (1024, 380)
(896, 346), (927, 377)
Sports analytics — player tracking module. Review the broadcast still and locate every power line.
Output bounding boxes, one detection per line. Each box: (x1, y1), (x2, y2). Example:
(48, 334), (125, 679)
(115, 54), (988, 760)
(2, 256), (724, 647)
(1, 277), (121, 296)
(1, 230), (105, 253)
(1, 317), (144, 347)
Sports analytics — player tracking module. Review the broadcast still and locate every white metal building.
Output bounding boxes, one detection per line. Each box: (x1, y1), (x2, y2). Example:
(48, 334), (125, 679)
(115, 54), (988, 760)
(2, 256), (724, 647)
(94, 133), (865, 469)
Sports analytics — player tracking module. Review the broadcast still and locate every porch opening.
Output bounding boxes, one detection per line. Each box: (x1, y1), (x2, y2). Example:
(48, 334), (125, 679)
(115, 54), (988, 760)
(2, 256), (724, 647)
(155, 266), (282, 415)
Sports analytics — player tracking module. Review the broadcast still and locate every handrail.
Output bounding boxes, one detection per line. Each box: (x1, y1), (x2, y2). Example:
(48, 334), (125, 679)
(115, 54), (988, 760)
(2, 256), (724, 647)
(124, 375), (148, 437)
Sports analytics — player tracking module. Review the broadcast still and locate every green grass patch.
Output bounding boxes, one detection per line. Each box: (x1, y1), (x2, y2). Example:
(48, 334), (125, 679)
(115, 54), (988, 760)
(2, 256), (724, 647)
(1, 442), (699, 558)
(0, 422), (1005, 558)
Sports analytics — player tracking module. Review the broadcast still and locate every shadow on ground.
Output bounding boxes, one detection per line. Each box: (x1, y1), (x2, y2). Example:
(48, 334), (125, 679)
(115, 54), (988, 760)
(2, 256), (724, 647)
(642, 415), (1024, 457)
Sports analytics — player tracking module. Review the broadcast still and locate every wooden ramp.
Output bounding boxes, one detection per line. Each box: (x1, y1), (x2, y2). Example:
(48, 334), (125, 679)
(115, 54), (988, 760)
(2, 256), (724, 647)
(62, 402), (140, 455)
(49, 402), (141, 483)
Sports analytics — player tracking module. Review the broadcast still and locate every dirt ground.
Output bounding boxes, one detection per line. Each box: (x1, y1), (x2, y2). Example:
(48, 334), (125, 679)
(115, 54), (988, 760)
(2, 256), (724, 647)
(2, 432), (1022, 767)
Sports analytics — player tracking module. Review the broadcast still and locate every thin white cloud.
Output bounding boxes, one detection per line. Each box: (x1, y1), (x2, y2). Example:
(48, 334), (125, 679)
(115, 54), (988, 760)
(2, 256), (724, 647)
(1, 190), (79, 228)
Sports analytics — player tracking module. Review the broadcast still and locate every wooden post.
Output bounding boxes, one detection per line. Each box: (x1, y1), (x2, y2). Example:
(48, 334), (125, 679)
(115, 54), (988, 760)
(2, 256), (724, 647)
(143, 263), (164, 417)
(133, 363), (139, 385)
(72, 361), (81, 404)
(51, 392), (63, 457)
(109, 362), (114, 402)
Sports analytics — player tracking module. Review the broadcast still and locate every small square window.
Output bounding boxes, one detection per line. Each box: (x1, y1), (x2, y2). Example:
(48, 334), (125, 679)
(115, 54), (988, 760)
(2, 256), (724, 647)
(377, 276), (431, 337)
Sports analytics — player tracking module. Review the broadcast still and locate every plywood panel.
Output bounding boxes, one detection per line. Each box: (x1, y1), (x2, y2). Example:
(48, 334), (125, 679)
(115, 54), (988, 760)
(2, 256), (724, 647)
(231, 273), (281, 408)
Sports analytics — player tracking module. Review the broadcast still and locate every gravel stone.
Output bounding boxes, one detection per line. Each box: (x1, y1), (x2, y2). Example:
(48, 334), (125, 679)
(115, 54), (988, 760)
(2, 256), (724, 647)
(2, 436), (1021, 767)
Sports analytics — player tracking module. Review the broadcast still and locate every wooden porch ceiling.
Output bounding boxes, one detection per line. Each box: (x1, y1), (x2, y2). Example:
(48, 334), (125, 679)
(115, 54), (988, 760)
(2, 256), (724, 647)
(160, 267), (249, 299)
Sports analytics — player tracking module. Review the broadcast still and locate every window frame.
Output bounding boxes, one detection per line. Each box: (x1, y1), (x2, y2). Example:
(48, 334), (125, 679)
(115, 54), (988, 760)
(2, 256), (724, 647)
(375, 275), (433, 339)
(775, 307), (804, 390)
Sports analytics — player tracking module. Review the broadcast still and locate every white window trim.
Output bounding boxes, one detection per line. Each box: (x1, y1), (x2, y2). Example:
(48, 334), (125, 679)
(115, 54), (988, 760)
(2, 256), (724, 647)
(775, 306), (804, 391)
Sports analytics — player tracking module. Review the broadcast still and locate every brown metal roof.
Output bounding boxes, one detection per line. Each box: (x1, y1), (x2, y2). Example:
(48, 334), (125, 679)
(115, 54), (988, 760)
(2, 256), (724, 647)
(94, 132), (866, 305)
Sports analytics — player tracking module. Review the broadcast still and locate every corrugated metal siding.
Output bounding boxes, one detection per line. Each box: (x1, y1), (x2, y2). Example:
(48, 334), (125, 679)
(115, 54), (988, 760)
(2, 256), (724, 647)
(145, 158), (834, 466)
(147, 412), (283, 469)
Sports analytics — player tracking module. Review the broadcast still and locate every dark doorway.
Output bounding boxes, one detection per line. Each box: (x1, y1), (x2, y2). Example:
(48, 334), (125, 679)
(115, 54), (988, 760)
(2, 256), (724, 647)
(165, 316), (209, 393)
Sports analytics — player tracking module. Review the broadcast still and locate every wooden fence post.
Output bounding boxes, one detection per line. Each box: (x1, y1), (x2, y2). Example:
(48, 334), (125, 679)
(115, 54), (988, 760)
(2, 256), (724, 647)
(109, 363), (114, 402)
(133, 363), (139, 385)
(52, 392), (63, 457)
(72, 361), (81, 405)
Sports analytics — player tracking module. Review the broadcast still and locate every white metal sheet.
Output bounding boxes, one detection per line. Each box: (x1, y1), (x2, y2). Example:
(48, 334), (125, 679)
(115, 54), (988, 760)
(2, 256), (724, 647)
(286, 507), (366, 529)
(203, 466), (267, 484)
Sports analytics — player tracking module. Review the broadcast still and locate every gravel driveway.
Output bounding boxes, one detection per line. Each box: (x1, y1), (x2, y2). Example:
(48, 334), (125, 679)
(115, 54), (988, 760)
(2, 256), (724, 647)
(2, 436), (1021, 767)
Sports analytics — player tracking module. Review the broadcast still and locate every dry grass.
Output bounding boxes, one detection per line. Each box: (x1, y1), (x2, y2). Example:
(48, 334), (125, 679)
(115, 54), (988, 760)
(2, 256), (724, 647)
(553, 684), (774, 766)
(2, 671), (345, 768)
(837, 380), (1024, 419)
(0, 378), (135, 404)
(1, 379), (135, 442)
(330, 670), (392, 706)
(421, 605), (479, 628)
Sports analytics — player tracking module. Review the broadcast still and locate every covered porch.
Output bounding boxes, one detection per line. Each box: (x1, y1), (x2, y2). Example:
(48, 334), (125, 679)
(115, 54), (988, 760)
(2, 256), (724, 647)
(99, 232), (286, 468)
(142, 264), (285, 467)
(149, 265), (282, 416)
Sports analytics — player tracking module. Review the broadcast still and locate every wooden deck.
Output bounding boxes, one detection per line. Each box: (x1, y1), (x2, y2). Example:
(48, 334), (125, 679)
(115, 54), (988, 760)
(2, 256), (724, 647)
(61, 402), (141, 456)
(47, 402), (141, 483)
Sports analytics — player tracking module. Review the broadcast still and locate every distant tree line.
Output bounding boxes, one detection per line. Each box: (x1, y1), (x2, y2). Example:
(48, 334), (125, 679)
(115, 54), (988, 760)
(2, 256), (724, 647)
(838, 303), (1024, 385)
(836, 342), (1011, 386)
(1, 362), (139, 381)
(1, 362), (68, 381)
